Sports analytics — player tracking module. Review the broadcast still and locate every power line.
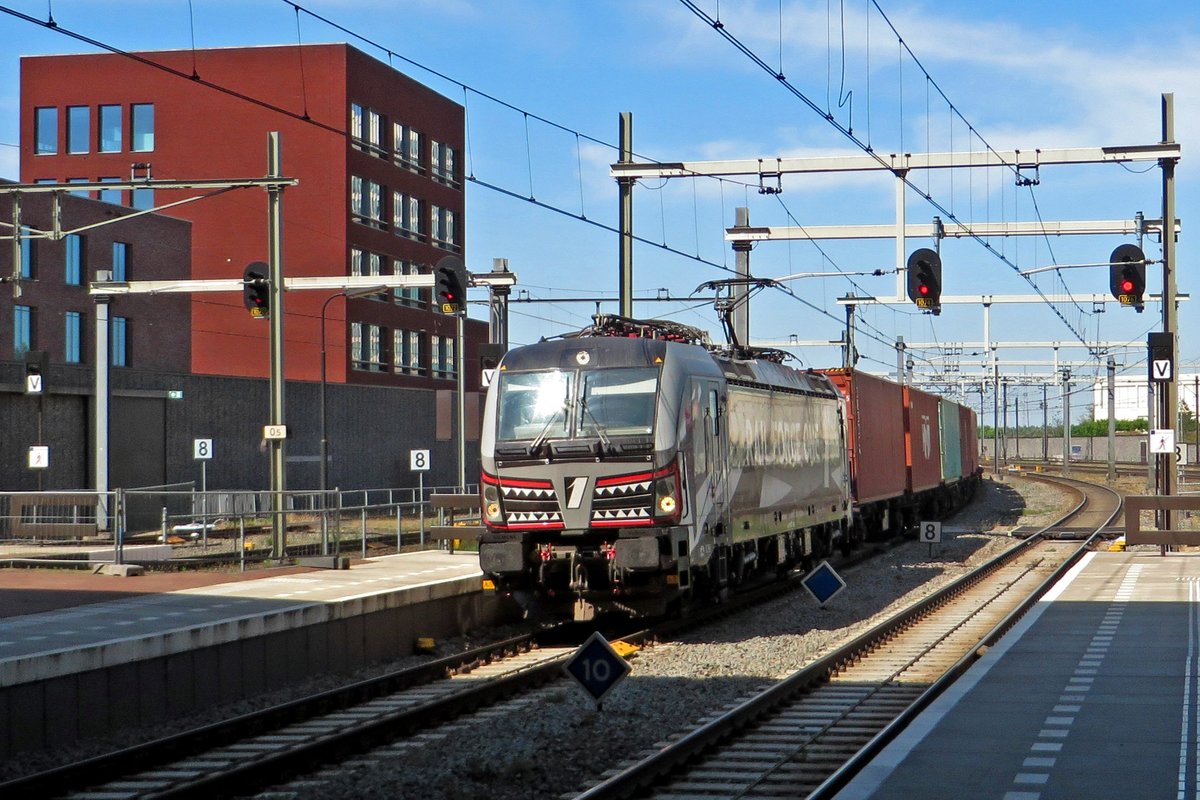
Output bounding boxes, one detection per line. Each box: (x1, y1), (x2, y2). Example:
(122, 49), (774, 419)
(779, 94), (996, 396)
(678, 0), (1097, 352)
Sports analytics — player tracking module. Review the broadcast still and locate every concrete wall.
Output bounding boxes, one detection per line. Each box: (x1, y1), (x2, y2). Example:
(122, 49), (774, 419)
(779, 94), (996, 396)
(0, 589), (518, 758)
(980, 434), (1195, 464)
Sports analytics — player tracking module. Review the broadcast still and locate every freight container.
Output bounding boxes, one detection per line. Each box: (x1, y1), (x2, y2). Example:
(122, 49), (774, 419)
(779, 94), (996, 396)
(903, 384), (943, 493)
(939, 398), (964, 480)
(820, 369), (908, 504)
(959, 403), (980, 477)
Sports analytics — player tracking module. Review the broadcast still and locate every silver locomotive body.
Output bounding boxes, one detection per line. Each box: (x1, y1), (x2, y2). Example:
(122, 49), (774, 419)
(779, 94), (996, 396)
(479, 332), (851, 620)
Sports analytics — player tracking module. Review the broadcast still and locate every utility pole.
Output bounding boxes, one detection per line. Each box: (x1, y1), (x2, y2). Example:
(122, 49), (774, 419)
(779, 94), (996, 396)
(1159, 93), (1179, 528)
(843, 300), (856, 369)
(1042, 384), (1048, 461)
(1062, 369), (1072, 478)
(1107, 356), (1117, 483)
(732, 207), (752, 345)
(93, 288), (110, 531)
(1002, 379), (1009, 466)
(489, 258), (511, 348)
(267, 132), (288, 558)
(1014, 384), (1021, 460)
(617, 112), (634, 318)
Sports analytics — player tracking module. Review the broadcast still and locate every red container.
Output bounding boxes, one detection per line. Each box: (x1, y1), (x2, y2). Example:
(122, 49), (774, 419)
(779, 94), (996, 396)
(903, 385), (943, 493)
(959, 402), (980, 477)
(820, 369), (908, 504)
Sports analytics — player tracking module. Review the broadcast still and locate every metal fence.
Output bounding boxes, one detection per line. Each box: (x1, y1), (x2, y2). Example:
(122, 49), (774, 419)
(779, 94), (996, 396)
(0, 483), (478, 571)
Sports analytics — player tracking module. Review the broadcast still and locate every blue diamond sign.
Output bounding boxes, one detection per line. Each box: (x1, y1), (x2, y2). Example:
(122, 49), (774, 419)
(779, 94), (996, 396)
(802, 560), (846, 606)
(563, 631), (631, 707)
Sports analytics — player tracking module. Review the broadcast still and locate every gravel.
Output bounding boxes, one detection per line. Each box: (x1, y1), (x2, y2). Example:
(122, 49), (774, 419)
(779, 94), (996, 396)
(257, 474), (1075, 800)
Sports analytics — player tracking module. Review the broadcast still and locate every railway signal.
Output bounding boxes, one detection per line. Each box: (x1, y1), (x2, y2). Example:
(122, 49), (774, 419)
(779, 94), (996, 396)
(243, 262), (270, 319)
(434, 255), (468, 314)
(906, 248), (942, 315)
(1109, 244), (1146, 312)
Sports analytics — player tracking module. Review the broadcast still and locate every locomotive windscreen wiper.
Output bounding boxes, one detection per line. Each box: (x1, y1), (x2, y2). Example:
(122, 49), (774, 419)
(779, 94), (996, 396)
(578, 397), (614, 454)
(528, 404), (567, 455)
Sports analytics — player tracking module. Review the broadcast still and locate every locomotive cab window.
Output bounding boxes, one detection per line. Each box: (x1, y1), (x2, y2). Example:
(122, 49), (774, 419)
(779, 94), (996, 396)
(497, 370), (573, 441)
(496, 366), (658, 443)
(579, 368), (657, 437)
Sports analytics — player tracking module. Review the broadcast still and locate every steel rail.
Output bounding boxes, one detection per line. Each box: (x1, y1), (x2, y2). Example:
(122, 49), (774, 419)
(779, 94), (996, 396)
(0, 633), (543, 798)
(574, 476), (1119, 800)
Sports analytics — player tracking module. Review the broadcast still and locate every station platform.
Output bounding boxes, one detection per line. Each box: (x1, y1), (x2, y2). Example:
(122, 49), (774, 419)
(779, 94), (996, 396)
(0, 550), (511, 758)
(838, 550), (1200, 799)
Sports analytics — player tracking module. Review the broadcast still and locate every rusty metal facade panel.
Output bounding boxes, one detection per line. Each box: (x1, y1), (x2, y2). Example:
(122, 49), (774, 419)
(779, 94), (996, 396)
(1125, 495), (1200, 546)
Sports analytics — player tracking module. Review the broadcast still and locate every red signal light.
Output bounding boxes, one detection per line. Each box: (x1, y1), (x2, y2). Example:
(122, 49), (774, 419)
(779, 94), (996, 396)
(1121, 279), (1135, 293)
(918, 284), (930, 296)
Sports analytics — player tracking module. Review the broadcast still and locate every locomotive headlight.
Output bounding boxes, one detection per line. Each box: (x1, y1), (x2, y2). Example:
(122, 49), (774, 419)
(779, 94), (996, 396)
(482, 483), (504, 523)
(654, 474), (680, 519)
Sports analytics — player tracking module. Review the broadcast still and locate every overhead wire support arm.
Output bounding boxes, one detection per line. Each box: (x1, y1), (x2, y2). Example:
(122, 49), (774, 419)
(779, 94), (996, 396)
(724, 218), (1180, 243)
(610, 144), (1182, 181)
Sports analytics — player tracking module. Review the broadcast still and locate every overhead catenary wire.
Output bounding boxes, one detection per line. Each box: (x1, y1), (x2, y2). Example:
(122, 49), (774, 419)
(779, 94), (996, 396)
(677, 0), (1100, 356)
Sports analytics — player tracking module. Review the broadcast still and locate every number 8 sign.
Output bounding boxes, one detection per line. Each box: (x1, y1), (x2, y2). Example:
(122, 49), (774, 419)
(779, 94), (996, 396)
(410, 449), (430, 471)
(919, 521), (942, 543)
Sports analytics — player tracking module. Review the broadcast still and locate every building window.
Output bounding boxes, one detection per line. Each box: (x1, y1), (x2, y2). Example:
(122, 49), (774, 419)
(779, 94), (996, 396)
(350, 176), (385, 228)
(65, 234), (85, 285)
(111, 316), (128, 366)
(35, 107), (57, 154)
(431, 141), (458, 186)
(67, 177), (91, 198)
(99, 177), (122, 205)
(19, 226), (36, 279)
(393, 260), (424, 307)
(112, 241), (129, 281)
(393, 329), (425, 375)
(393, 123), (423, 172)
(350, 322), (385, 372)
(431, 205), (459, 251)
(350, 247), (386, 299)
(132, 187), (154, 210)
(432, 334), (456, 379)
(392, 191), (423, 239)
(99, 104), (122, 152)
(65, 311), (82, 363)
(13, 305), (33, 356)
(350, 103), (386, 156)
(67, 106), (90, 154)
(366, 325), (382, 370)
(131, 103), (154, 152)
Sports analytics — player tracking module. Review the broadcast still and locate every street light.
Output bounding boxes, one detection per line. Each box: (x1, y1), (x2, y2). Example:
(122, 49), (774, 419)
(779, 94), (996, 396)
(320, 286), (385, 544)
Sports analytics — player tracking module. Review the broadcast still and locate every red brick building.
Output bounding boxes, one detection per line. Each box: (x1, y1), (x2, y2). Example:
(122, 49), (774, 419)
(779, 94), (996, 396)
(19, 43), (487, 392)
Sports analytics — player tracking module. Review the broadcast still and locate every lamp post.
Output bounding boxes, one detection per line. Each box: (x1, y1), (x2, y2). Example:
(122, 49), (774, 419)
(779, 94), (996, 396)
(320, 286), (385, 527)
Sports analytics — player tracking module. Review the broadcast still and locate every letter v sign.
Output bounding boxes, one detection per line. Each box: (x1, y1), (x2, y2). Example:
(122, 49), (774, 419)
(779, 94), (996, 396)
(1152, 359), (1172, 381)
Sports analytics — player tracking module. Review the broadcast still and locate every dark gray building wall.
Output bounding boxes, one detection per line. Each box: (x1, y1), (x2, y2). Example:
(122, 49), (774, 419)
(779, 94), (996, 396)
(0, 364), (480, 494)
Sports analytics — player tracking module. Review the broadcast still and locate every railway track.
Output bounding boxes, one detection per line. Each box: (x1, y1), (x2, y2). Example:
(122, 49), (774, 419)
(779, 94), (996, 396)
(2, 477), (1086, 800)
(0, 633), (577, 800)
(572, 475), (1122, 800)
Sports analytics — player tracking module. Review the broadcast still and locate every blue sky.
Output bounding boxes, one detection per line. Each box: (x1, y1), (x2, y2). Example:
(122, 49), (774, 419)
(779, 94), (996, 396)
(0, 0), (1196, 419)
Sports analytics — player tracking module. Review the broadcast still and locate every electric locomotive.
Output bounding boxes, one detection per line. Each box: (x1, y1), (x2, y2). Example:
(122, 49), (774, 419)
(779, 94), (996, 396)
(479, 316), (852, 620)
